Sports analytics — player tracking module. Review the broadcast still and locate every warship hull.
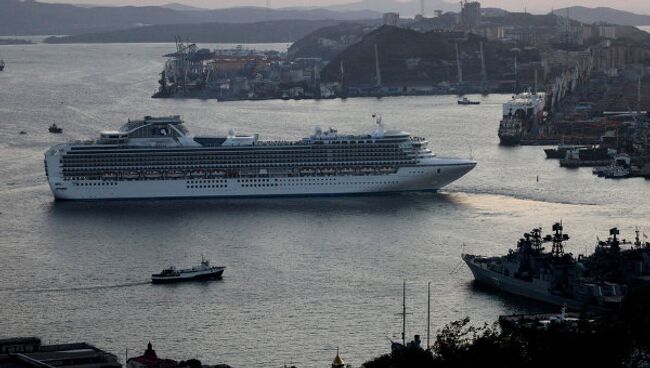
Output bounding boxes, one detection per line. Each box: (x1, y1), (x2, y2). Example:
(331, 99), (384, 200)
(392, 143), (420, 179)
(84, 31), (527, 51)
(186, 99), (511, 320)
(465, 258), (611, 311)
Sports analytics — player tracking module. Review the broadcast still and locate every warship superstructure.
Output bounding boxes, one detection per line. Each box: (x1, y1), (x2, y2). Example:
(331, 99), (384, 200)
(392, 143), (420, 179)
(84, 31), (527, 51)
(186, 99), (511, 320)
(463, 223), (637, 310)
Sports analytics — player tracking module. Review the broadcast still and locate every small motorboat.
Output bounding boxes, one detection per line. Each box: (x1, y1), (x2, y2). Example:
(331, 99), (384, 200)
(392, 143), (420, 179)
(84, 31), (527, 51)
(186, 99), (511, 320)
(48, 124), (63, 134)
(152, 256), (226, 284)
(0, 60), (5, 72)
(457, 97), (480, 105)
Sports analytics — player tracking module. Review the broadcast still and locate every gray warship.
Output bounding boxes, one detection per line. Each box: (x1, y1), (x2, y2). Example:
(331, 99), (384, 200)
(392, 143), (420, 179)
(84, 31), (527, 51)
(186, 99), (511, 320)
(462, 223), (646, 311)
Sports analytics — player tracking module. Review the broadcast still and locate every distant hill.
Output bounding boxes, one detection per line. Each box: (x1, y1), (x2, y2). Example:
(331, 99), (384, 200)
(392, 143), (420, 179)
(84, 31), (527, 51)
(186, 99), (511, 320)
(184, 7), (381, 24)
(288, 22), (374, 60)
(482, 8), (508, 17)
(0, 0), (195, 35)
(0, 0), (382, 36)
(553, 6), (650, 26)
(160, 3), (209, 12)
(327, 0), (457, 15)
(43, 20), (345, 44)
(320, 25), (512, 85)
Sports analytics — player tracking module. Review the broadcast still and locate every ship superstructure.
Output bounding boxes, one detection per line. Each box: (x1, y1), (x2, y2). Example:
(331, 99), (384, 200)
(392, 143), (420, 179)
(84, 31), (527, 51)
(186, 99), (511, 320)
(498, 91), (546, 145)
(44, 115), (476, 200)
(463, 223), (627, 310)
(151, 256), (225, 284)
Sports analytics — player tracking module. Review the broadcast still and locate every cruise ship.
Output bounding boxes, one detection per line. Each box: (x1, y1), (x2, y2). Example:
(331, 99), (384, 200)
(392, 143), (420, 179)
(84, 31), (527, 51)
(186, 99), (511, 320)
(498, 91), (546, 145)
(44, 115), (476, 200)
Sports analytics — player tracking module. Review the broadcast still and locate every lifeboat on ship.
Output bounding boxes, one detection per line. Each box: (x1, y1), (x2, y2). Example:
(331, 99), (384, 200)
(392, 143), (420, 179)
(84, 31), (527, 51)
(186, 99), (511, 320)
(122, 171), (140, 180)
(339, 167), (355, 175)
(299, 167), (316, 176)
(320, 167), (336, 175)
(166, 170), (185, 179)
(102, 172), (117, 180)
(360, 167), (376, 175)
(379, 166), (396, 174)
(190, 169), (206, 179)
(144, 170), (162, 179)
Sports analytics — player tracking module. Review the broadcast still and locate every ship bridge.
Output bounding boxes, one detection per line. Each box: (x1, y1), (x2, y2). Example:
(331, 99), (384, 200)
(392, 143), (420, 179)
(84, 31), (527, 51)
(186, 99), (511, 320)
(96, 115), (199, 147)
(115, 115), (189, 140)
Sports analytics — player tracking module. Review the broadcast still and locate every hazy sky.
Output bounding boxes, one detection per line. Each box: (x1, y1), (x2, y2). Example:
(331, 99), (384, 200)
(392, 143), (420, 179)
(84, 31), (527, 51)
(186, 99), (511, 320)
(40, 0), (650, 14)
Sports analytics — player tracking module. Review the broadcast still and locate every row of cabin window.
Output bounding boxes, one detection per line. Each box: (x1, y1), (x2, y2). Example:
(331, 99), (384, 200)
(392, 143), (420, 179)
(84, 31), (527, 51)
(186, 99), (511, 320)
(61, 154), (411, 164)
(61, 160), (414, 170)
(62, 162), (411, 172)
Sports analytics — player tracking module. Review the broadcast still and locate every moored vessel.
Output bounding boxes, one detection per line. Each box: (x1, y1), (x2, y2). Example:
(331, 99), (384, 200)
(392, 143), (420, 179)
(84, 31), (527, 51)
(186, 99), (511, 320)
(463, 223), (632, 311)
(44, 115), (476, 200)
(498, 91), (545, 145)
(544, 144), (591, 159)
(457, 97), (480, 105)
(151, 256), (225, 284)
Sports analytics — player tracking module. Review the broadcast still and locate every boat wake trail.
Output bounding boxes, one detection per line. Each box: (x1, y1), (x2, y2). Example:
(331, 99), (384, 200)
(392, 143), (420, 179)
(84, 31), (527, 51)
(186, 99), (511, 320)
(0, 281), (150, 294)
(63, 105), (108, 126)
(449, 187), (600, 206)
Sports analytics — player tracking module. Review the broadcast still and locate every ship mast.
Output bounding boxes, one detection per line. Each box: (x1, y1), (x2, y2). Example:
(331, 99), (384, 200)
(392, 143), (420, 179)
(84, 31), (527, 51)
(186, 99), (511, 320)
(480, 41), (487, 86)
(426, 282), (431, 350)
(514, 55), (518, 93)
(551, 222), (569, 258)
(609, 228), (620, 250)
(375, 44), (383, 88)
(455, 43), (463, 86)
(635, 228), (642, 249)
(637, 72), (643, 118)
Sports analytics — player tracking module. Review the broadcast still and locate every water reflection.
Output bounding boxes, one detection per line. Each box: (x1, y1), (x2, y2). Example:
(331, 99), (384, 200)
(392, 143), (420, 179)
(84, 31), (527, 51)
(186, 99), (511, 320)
(45, 192), (470, 219)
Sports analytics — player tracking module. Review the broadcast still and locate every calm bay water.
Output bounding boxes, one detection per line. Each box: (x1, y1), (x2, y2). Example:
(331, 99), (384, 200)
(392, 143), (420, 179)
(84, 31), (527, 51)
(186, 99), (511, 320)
(0, 42), (649, 367)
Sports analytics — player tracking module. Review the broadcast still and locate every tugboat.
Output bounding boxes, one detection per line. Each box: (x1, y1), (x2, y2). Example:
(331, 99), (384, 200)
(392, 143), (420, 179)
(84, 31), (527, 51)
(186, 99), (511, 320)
(151, 256), (225, 284)
(544, 144), (591, 159)
(457, 97), (480, 105)
(48, 124), (63, 134)
(559, 146), (614, 168)
(592, 153), (631, 178)
(463, 222), (627, 311)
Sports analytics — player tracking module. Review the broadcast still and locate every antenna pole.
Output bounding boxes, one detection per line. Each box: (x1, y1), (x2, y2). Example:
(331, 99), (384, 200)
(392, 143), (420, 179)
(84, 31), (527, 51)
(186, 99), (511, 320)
(375, 44), (382, 88)
(480, 41), (487, 85)
(402, 280), (406, 346)
(455, 43), (463, 85)
(514, 55), (518, 93)
(427, 282), (431, 350)
(266, 0), (271, 20)
(638, 72), (643, 115)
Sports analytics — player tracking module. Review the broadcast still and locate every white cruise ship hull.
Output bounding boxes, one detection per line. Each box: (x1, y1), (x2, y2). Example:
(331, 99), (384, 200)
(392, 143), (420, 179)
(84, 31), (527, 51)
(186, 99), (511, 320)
(48, 163), (475, 201)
